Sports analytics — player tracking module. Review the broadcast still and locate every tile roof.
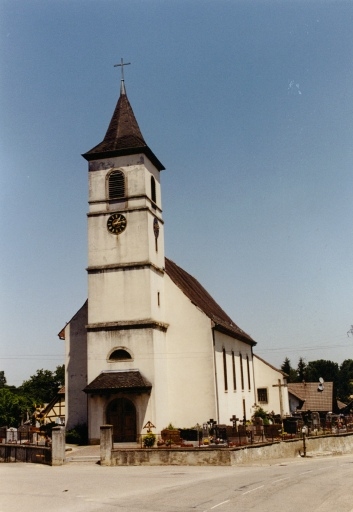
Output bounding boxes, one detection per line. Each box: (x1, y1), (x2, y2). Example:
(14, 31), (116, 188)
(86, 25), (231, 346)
(82, 82), (164, 170)
(288, 382), (334, 412)
(84, 370), (152, 394)
(165, 258), (256, 346)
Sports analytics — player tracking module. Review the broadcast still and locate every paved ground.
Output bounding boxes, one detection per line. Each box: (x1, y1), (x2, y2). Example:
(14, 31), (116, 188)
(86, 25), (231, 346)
(1, 453), (352, 511)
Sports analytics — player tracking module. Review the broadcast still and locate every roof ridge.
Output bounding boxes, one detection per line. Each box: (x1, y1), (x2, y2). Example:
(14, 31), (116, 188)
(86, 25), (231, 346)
(165, 257), (255, 345)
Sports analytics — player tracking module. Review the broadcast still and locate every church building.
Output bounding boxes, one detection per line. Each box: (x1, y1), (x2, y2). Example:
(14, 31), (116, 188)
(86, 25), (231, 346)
(59, 71), (289, 444)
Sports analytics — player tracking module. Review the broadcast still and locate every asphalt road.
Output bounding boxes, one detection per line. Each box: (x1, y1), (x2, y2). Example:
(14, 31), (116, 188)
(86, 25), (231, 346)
(1, 454), (352, 512)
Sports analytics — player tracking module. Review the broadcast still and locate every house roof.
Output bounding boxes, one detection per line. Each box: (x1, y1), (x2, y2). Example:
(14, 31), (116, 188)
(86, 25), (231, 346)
(82, 80), (165, 170)
(288, 382), (334, 412)
(165, 258), (256, 346)
(83, 370), (152, 395)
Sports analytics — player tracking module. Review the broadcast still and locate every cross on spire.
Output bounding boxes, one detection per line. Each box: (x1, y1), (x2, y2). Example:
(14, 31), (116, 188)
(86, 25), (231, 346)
(114, 58), (131, 81)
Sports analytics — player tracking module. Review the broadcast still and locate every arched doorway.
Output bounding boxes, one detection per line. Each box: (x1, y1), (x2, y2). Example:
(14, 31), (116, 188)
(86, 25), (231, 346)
(106, 397), (137, 442)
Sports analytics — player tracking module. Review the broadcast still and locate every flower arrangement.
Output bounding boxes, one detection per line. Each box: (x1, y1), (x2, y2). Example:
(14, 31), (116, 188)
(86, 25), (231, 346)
(143, 432), (156, 448)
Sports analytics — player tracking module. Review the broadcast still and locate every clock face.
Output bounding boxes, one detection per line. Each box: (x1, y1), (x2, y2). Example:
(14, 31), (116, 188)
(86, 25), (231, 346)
(107, 213), (127, 235)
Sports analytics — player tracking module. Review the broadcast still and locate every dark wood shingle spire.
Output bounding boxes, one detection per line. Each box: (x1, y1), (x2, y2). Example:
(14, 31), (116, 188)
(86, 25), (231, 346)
(82, 78), (164, 170)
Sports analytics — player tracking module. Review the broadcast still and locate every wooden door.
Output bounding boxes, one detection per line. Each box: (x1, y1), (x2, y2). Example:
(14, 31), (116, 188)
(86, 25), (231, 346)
(106, 398), (136, 442)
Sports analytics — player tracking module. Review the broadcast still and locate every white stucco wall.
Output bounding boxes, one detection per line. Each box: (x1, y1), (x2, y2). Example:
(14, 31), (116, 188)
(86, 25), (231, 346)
(253, 355), (290, 417)
(64, 302), (88, 430)
(86, 326), (169, 441)
(214, 331), (256, 424)
(164, 274), (217, 429)
(88, 266), (165, 325)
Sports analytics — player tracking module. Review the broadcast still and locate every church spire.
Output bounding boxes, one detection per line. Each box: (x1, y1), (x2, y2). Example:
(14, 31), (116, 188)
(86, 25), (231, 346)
(82, 63), (164, 170)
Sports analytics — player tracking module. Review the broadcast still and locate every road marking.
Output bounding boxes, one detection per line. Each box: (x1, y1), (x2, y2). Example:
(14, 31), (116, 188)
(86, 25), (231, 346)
(272, 477), (290, 484)
(210, 500), (230, 509)
(242, 485), (264, 495)
(299, 470), (313, 475)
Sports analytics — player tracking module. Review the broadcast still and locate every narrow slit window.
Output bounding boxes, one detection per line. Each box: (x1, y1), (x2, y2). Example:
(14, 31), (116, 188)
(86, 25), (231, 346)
(240, 353), (244, 390)
(246, 355), (251, 390)
(223, 348), (228, 391)
(232, 350), (236, 390)
(108, 170), (125, 199)
(151, 176), (156, 208)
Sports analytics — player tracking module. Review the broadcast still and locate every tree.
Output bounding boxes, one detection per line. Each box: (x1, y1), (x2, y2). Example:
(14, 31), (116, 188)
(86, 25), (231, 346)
(54, 364), (65, 387)
(0, 388), (32, 427)
(338, 359), (353, 402)
(280, 357), (297, 383)
(19, 365), (65, 405)
(305, 359), (339, 389)
(297, 357), (307, 382)
(0, 371), (6, 388)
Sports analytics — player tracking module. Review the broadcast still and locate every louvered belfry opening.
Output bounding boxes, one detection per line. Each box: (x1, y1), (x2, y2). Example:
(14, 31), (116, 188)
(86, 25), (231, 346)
(109, 170), (125, 199)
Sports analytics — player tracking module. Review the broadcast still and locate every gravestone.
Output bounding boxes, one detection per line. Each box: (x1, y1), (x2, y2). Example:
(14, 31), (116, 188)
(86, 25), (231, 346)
(6, 428), (17, 443)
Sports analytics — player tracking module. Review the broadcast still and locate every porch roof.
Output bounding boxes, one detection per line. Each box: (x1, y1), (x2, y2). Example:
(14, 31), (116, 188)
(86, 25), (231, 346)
(83, 370), (152, 395)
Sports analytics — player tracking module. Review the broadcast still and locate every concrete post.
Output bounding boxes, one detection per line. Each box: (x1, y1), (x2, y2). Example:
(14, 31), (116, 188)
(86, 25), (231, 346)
(52, 426), (66, 466)
(100, 425), (113, 466)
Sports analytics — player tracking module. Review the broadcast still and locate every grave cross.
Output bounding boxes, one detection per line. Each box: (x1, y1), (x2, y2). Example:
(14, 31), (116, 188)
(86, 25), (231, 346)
(272, 378), (287, 418)
(143, 420), (156, 433)
(114, 58), (131, 81)
(230, 415), (239, 431)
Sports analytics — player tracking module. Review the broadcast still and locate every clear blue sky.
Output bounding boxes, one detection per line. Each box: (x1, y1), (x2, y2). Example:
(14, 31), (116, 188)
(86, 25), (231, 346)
(1, 0), (352, 386)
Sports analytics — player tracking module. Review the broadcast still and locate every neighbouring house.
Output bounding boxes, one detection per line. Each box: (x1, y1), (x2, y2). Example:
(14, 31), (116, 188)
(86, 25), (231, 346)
(37, 387), (66, 426)
(288, 381), (337, 415)
(59, 73), (290, 444)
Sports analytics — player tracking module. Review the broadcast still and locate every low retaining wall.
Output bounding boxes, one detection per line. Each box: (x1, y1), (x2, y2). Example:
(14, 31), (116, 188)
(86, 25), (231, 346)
(0, 444), (51, 465)
(101, 427), (353, 466)
(231, 433), (353, 464)
(0, 426), (66, 466)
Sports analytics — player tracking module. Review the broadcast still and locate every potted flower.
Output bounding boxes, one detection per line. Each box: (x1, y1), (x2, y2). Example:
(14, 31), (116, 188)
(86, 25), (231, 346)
(143, 432), (156, 448)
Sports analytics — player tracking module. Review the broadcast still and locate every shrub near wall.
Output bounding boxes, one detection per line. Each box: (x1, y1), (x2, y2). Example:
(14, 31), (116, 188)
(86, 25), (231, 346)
(66, 424), (88, 445)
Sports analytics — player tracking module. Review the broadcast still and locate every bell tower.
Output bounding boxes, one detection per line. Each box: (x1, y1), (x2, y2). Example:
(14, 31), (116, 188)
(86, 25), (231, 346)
(82, 64), (168, 442)
(83, 71), (165, 328)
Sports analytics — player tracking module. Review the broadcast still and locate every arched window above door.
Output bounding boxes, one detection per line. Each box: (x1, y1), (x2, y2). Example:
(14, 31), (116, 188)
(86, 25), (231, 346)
(108, 348), (132, 361)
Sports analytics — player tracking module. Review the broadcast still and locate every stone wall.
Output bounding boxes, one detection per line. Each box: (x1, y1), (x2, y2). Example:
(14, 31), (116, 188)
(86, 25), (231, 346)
(0, 444), (51, 465)
(0, 426), (65, 466)
(106, 433), (353, 466)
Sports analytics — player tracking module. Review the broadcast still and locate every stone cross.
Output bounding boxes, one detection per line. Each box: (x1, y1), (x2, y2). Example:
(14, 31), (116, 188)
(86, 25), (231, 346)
(272, 378), (287, 418)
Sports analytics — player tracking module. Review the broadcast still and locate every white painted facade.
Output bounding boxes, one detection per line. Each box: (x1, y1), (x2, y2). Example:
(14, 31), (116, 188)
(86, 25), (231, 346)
(253, 355), (290, 417)
(61, 301), (87, 430)
(61, 81), (289, 443)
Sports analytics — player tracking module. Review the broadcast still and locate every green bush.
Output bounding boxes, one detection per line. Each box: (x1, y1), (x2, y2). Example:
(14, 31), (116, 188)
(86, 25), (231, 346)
(253, 406), (270, 425)
(143, 432), (156, 448)
(65, 423), (88, 445)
